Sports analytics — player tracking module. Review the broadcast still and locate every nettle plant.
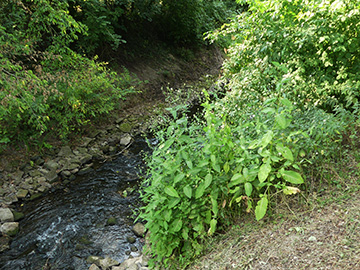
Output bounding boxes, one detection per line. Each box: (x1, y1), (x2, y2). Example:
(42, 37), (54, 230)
(139, 92), (314, 267)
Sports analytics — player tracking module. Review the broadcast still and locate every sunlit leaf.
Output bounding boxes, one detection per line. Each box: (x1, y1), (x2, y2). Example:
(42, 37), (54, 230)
(171, 219), (182, 233)
(164, 186), (179, 198)
(283, 186), (301, 195)
(183, 185), (192, 199)
(208, 219), (217, 236)
(255, 196), (268, 221)
(195, 183), (206, 199)
(204, 173), (213, 189)
(258, 162), (271, 183)
(244, 182), (253, 196)
(281, 170), (304, 184)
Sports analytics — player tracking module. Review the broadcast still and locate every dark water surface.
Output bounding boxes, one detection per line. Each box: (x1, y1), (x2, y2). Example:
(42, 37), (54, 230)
(0, 137), (150, 270)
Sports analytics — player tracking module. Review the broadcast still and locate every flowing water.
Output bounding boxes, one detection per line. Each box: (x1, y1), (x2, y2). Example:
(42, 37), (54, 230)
(0, 137), (151, 270)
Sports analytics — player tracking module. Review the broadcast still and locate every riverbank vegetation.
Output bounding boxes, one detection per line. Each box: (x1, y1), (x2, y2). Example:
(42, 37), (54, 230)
(0, 0), (241, 152)
(139, 0), (360, 268)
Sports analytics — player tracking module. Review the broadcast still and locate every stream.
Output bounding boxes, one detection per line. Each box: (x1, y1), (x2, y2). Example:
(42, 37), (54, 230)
(0, 137), (151, 270)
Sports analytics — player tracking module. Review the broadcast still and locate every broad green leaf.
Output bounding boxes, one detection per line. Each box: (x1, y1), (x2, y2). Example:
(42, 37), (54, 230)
(255, 196), (268, 221)
(258, 162), (271, 183)
(262, 107), (276, 114)
(283, 186), (301, 195)
(244, 182), (253, 196)
(168, 197), (180, 208)
(198, 160), (209, 167)
(174, 173), (185, 184)
(223, 162), (230, 173)
(212, 163), (221, 172)
(208, 219), (217, 236)
(280, 98), (293, 109)
(211, 195), (218, 216)
(182, 227), (189, 240)
(230, 173), (244, 185)
(171, 219), (182, 233)
(261, 130), (274, 148)
(276, 143), (294, 161)
(164, 186), (179, 198)
(281, 170), (304, 184)
(163, 209), (172, 222)
(204, 173), (213, 189)
(275, 114), (287, 129)
(248, 140), (259, 149)
(195, 183), (206, 199)
(186, 159), (193, 169)
(160, 138), (174, 150)
(183, 185), (192, 199)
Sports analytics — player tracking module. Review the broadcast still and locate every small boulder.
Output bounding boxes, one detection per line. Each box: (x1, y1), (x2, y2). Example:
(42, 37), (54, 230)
(1, 222), (19, 236)
(132, 223), (146, 237)
(58, 146), (73, 157)
(44, 160), (59, 171)
(106, 217), (117, 226)
(0, 236), (10, 252)
(86, 255), (103, 265)
(126, 236), (136, 244)
(98, 257), (119, 269)
(120, 134), (132, 146)
(0, 208), (14, 222)
(119, 122), (132, 133)
(16, 189), (29, 199)
(88, 264), (100, 270)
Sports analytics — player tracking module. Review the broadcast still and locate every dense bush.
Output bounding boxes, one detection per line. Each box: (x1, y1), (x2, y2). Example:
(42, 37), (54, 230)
(139, 0), (360, 267)
(208, 0), (360, 110)
(0, 0), (137, 148)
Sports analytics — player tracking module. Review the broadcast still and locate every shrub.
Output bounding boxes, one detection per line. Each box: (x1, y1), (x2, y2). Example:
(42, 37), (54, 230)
(0, 0), (138, 149)
(207, 0), (360, 110)
(139, 89), (350, 267)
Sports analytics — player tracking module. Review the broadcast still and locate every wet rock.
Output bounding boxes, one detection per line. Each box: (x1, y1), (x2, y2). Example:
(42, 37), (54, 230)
(8, 171), (24, 184)
(78, 165), (93, 176)
(61, 170), (72, 178)
(116, 257), (142, 270)
(44, 160), (59, 171)
(89, 147), (104, 160)
(3, 194), (18, 204)
(126, 236), (136, 244)
(98, 257), (120, 269)
(81, 137), (94, 147)
(1, 222), (19, 236)
(63, 160), (80, 171)
(106, 217), (117, 226)
(0, 236), (10, 252)
(79, 154), (93, 165)
(29, 170), (43, 178)
(16, 189), (28, 199)
(0, 208), (14, 222)
(132, 223), (146, 237)
(130, 245), (138, 252)
(119, 122), (133, 133)
(29, 193), (43, 201)
(89, 264), (101, 270)
(12, 210), (24, 221)
(120, 134), (132, 146)
(58, 146), (73, 157)
(44, 169), (59, 183)
(87, 255), (103, 265)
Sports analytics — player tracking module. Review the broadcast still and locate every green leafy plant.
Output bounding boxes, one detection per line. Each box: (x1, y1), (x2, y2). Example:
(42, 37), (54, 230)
(0, 0), (139, 149)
